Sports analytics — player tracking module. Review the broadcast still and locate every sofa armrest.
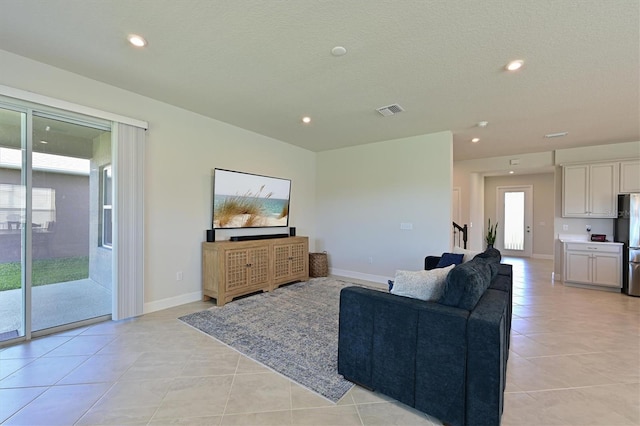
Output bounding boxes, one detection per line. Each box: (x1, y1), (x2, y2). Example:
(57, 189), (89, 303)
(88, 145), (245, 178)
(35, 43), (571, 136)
(466, 288), (508, 426)
(424, 256), (441, 270)
(489, 264), (513, 350)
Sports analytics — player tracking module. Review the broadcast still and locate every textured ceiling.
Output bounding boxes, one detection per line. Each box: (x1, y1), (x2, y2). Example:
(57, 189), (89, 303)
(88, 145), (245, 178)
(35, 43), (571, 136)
(0, 0), (638, 161)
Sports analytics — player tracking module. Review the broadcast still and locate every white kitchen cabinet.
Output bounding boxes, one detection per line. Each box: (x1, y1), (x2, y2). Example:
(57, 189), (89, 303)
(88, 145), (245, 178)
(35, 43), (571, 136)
(619, 160), (640, 193)
(563, 242), (622, 289)
(562, 162), (618, 218)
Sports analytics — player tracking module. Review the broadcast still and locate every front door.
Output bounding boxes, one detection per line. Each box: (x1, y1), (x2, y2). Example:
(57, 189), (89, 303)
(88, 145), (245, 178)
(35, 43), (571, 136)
(496, 185), (533, 257)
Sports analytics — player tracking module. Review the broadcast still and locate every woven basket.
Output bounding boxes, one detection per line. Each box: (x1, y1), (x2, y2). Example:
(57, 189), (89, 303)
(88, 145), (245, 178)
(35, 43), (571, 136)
(309, 252), (328, 277)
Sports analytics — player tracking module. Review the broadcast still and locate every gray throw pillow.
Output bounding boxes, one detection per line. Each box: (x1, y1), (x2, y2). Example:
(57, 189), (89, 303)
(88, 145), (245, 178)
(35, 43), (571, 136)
(438, 258), (493, 310)
(390, 264), (455, 301)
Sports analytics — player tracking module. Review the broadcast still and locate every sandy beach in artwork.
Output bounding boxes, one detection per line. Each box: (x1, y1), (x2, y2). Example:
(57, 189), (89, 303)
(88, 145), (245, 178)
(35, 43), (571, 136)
(214, 214), (288, 229)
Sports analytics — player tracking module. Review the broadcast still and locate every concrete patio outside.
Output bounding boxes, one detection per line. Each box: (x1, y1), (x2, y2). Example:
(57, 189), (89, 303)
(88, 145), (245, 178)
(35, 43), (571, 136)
(0, 279), (111, 341)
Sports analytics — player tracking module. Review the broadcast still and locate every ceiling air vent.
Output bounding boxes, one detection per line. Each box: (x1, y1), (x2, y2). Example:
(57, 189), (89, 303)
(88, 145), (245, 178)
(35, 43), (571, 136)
(376, 104), (405, 117)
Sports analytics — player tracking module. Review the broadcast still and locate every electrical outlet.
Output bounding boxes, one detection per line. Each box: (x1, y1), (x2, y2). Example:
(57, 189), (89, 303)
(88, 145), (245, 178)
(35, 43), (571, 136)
(176, 271), (183, 281)
(400, 223), (413, 230)
(562, 224), (569, 231)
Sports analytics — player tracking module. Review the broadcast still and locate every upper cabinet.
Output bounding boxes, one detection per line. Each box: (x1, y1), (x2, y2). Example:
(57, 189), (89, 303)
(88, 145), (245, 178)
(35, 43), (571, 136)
(620, 160), (640, 193)
(562, 162), (618, 218)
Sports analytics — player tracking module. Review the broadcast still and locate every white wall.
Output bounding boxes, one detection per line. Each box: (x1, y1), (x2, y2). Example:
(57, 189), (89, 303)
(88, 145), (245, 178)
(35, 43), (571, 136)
(0, 50), (317, 312)
(316, 132), (453, 282)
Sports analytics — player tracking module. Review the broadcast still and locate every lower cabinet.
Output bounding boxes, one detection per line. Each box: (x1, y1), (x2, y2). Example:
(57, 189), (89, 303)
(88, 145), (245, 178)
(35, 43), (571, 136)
(564, 242), (622, 289)
(223, 245), (270, 292)
(202, 236), (309, 306)
(272, 240), (309, 288)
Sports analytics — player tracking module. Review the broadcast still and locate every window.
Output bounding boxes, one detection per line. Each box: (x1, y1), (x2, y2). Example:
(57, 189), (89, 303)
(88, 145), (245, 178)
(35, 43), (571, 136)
(101, 165), (112, 248)
(0, 184), (55, 229)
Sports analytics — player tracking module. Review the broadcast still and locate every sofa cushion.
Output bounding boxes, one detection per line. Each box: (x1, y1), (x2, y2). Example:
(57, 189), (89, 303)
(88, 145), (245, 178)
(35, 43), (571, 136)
(438, 258), (493, 310)
(473, 247), (501, 262)
(435, 253), (464, 268)
(390, 265), (454, 301)
(474, 247), (501, 279)
(452, 246), (482, 263)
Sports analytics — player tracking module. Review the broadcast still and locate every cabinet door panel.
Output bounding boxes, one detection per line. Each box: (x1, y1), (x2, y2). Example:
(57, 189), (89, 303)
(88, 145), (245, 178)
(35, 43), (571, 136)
(290, 243), (307, 275)
(563, 166), (589, 217)
(620, 160), (640, 193)
(273, 244), (291, 280)
(592, 254), (620, 287)
(226, 250), (248, 290)
(248, 247), (270, 286)
(565, 252), (591, 283)
(589, 163), (617, 217)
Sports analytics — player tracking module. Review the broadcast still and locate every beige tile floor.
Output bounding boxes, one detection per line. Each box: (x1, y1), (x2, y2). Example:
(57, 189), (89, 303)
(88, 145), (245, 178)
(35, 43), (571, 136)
(1, 257), (639, 425)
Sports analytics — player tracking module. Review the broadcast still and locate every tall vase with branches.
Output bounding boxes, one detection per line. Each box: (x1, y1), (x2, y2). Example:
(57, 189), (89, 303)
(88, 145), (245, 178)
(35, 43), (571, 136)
(486, 219), (498, 249)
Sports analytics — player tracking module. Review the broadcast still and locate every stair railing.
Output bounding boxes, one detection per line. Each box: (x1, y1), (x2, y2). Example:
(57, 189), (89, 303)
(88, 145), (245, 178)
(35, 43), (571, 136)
(453, 222), (468, 249)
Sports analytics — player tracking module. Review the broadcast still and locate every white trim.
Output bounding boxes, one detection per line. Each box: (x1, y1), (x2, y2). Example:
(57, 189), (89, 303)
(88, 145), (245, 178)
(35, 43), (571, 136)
(329, 268), (391, 284)
(0, 84), (148, 130)
(563, 281), (621, 293)
(144, 291), (203, 314)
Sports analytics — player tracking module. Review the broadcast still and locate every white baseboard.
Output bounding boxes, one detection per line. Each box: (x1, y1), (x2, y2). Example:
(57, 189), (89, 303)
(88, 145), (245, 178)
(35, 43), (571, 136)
(143, 290), (202, 314)
(329, 268), (391, 284)
(532, 254), (554, 260)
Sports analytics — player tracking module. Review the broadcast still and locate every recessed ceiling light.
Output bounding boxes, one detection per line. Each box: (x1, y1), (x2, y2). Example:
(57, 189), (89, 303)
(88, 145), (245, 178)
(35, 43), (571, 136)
(45, 126), (51, 132)
(544, 131), (569, 138)
(471, 138), (480, 143)
(40, 140), (48, 144)
(505, 59), (524, 71)
(509, 171), (515, 174)
(127, 34), (147, 47)
(477, 121), (489, 128)
(331, 46), (347, 57)
(301, 116), (311, 124)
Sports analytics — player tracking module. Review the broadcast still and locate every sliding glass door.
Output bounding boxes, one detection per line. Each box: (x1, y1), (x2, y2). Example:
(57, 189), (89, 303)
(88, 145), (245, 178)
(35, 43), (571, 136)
(0, 104), (112, 343)
(30, 114), (112, 332)
(0, 107), (26, 341)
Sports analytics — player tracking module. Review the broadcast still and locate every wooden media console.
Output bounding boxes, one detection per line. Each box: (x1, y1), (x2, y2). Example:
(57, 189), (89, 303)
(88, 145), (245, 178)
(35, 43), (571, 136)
(202, 236), (309, 306)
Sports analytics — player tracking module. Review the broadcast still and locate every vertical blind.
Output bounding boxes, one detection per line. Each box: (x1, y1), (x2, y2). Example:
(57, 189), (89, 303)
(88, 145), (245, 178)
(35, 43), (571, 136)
(112, 123), (145, 320)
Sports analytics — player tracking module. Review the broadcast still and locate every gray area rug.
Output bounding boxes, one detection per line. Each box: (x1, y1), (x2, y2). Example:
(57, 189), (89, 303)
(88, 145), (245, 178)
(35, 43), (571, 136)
(179, 277), (370, 403)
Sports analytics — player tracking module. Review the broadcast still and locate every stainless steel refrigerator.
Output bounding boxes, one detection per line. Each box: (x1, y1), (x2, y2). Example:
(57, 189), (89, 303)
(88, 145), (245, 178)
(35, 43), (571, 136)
(615, 194), (640, 296)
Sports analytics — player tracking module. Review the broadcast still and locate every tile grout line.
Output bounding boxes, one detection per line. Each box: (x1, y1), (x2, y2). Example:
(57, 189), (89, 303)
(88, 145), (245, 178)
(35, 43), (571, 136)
(218, 349), (242, 423)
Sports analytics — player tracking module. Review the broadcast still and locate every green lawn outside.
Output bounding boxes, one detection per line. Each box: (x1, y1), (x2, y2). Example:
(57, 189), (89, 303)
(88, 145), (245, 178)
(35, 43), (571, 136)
(0, 256), (89, 291)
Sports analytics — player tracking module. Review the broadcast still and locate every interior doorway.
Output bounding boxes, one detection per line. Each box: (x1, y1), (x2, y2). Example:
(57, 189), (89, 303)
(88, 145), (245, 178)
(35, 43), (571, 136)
(452, 187), (461, 225)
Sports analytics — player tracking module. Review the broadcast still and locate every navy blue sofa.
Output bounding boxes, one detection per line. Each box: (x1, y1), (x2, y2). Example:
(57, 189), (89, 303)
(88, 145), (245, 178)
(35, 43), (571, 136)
(338, 250), (512, 426)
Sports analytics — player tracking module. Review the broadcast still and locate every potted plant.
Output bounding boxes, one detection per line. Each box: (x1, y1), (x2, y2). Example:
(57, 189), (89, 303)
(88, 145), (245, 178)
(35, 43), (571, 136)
(486, 219), (498, 248)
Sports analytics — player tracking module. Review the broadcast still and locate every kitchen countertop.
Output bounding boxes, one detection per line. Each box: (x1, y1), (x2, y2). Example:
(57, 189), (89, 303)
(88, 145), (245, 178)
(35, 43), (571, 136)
(558, 234), (623, 245)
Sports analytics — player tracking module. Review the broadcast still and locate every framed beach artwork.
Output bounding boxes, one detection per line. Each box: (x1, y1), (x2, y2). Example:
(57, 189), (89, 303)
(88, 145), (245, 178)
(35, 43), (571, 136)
(212, 168), (291, 229)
